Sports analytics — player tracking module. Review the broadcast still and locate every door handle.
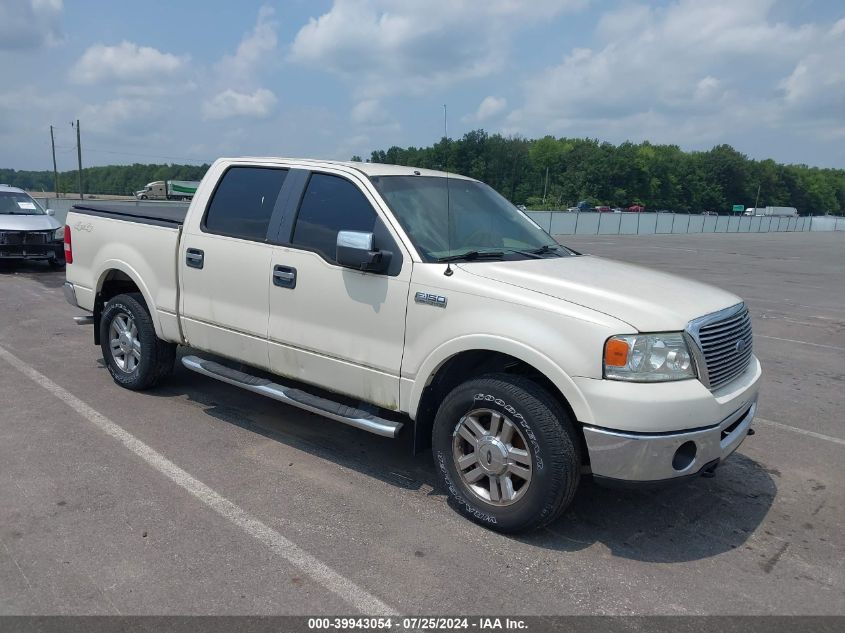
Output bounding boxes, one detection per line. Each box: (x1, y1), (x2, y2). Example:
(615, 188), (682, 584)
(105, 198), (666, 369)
(185, 248), (204, 269)
(273, 265), (297, 289)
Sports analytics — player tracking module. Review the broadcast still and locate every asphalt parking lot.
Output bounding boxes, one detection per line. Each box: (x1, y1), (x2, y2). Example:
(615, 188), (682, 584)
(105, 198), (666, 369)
(0, 231), (843, 615)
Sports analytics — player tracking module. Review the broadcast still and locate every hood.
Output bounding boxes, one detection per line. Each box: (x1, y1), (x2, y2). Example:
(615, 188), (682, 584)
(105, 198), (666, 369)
(0, 214), (61, 232)
(458, 255), (742, 332)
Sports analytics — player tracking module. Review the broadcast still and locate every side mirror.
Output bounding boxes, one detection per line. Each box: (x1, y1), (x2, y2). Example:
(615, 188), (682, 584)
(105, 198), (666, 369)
(46, 208), (55, 216)
(336, 230), (392, 273)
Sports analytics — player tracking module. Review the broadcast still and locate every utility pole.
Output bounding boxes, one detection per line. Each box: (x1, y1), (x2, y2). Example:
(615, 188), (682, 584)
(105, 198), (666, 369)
(72, 119), (83, 199)
(49, 125), (59, 197)
(542, 166), (549, 206)
(753, 183), (761, 213)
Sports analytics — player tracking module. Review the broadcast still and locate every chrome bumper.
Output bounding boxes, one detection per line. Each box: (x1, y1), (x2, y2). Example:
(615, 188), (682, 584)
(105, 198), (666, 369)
(583, 399), (757, 483)
(63, 281), (79, 308)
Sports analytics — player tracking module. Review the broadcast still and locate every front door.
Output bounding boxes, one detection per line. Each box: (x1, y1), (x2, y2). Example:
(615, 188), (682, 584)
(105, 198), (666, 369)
(267, 170), (410, 410)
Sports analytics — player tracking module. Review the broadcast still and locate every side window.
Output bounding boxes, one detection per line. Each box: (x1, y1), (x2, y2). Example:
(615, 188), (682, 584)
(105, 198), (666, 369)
(203, 167), (288, 240)
(291, 173), (377, 262)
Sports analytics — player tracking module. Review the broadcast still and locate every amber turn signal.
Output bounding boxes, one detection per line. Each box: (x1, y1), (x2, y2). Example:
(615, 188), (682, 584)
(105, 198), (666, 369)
(604, 338), (629, 367)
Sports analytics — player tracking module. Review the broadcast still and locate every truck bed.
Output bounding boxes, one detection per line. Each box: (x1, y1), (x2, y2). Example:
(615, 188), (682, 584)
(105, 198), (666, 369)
(71, 203), (188, 227)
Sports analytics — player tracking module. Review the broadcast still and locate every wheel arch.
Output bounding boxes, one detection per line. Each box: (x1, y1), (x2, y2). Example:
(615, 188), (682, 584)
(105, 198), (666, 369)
(93, 263), (161, 343)
(408, 337), (593, 455)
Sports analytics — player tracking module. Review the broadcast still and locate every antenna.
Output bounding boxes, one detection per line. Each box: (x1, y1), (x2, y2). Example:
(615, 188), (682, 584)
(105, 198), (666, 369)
(443, 104), (454, 277)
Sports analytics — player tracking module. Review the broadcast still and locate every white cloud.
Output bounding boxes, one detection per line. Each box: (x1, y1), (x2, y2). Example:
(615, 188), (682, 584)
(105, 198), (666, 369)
(202, 88), (277, 120)
(79, 98), (155, 134)
(290, 0), (587, 97)
(217, 5), (278, 88)
(70, 41), (188, 85)
(200, 6), (279, 122)
(464, 96), (507, 123)
(0, 0), (63, 50)
(350, 99), (390, 125)
(777, 20), (845, 120)
(507, 0), (836, 145)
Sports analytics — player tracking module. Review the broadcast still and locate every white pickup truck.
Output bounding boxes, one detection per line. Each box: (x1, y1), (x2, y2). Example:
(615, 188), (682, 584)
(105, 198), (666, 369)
(63, 157), (761, 532)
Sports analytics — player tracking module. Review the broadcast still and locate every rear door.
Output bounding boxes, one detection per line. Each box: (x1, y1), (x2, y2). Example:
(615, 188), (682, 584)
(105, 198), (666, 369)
(180, 165), (288, 370)
(267, 169), (411, 410)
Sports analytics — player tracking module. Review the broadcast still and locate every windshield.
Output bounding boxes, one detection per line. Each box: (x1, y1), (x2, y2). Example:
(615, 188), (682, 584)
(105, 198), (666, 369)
(0, 191), (45, 215)
(370, 175), (571, 262)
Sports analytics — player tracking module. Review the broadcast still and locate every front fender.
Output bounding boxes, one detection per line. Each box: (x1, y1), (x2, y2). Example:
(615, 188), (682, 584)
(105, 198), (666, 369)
(406, 334), (594, 425)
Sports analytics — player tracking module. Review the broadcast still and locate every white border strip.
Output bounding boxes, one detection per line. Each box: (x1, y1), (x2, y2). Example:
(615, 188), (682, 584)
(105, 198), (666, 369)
(756, 416), (845, 447)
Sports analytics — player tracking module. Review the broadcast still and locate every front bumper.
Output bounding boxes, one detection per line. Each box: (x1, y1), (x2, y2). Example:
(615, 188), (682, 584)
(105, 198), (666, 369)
(583, 398), (757, 484)
(0, 242), (62, 260)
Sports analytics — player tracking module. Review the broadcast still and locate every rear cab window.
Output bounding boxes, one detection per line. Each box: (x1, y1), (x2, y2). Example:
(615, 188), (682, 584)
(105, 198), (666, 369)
(203, 166), (288, 241)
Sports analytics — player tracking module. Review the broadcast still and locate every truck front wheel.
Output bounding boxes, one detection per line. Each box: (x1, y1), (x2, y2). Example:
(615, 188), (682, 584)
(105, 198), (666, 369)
(432, 374), (581, 533)
(100, 293), (176, 390)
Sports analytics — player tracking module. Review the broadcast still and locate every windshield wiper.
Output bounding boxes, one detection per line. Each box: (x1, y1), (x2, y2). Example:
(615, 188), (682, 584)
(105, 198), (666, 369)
(529, 244), (562, 255)
(436, 250), (505, 263)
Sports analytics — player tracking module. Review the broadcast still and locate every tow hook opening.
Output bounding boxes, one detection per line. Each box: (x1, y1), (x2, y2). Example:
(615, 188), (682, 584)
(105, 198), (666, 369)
(672, 440), (697, 472)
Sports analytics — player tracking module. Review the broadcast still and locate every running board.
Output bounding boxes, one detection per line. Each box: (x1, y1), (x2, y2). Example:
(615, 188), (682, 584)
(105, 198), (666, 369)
(181, 355), (402, 438)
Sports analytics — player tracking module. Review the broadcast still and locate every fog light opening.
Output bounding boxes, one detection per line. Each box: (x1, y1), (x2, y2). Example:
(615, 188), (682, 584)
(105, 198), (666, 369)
(672, 441), (697, 471)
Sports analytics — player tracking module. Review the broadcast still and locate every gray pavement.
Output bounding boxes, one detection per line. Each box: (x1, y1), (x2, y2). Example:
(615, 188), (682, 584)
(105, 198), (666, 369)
(0, 231), (843, 615)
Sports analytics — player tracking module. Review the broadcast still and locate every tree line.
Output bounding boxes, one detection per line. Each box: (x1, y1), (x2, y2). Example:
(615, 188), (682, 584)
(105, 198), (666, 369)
(0, 163), (210, 197)
(3, 130), (843, 214)
(359, 131), (845, 215)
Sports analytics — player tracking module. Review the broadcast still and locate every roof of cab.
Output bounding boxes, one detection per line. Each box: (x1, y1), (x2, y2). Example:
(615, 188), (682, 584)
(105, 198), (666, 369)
(221, 157), (476, 181)
(0, 184), (27, 194)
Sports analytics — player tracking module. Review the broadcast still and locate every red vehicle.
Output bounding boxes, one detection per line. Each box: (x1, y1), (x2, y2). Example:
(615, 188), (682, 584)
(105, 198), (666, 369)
(594, 206), (612, 213)
(627, 204), (646, 212)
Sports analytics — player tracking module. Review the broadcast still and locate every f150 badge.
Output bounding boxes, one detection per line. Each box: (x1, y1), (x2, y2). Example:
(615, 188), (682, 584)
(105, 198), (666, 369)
(415, 292), (447, 308)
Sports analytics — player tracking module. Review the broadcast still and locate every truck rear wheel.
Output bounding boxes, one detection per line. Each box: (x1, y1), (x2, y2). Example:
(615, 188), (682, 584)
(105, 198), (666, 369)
(432, 374), (581, 533)
(100, 293), (176, 391)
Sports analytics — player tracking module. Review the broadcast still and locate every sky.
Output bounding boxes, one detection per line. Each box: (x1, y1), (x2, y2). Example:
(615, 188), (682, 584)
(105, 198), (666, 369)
(1, 0), (844, 172)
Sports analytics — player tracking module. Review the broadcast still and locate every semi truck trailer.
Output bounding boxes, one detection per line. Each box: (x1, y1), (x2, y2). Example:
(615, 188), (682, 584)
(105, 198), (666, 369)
(135, 180), (200, 201)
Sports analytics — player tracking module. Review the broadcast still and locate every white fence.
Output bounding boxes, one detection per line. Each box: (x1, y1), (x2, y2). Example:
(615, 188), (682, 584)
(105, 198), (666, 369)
(33, 198), (845, 235)
(525, 211), (844, 235)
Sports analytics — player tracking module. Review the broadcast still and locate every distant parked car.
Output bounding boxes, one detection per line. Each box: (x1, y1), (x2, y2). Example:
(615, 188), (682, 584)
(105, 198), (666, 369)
(594, 206), (612, 213)
(0, 185), (64, 268)
(566, 207), (580, 213)
(627, 204), (645, 212)
(702, 210), (717, 216)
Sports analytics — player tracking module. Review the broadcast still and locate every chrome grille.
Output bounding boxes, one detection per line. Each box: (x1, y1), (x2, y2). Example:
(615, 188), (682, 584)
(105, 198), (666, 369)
(688, 304), (753, 390)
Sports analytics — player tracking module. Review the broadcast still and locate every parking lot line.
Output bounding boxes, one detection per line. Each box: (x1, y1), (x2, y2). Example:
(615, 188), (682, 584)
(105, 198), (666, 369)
(756, 416), (845, 447)
(0, 343), (398, 616)
(756, 335), (845, 352)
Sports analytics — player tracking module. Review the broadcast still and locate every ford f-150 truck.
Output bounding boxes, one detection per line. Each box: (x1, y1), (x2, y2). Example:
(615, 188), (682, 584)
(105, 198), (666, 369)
(63, 157), (761, 533)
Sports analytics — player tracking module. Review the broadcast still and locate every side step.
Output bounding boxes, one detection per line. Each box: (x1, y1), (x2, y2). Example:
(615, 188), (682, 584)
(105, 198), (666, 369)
(181, 355), (403, 438)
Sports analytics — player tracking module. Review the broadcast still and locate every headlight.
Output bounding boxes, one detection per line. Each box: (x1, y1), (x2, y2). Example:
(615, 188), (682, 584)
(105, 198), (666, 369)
(604, 333), (696, 382)
(54, 227), (65, 241)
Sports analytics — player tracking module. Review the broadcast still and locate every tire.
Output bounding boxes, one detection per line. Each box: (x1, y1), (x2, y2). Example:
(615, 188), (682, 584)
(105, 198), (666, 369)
(140, 195), (147, 200)
(100, 293), (176, 390)
(432, 374), (581, 533)
(48, 257), (65, 270)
